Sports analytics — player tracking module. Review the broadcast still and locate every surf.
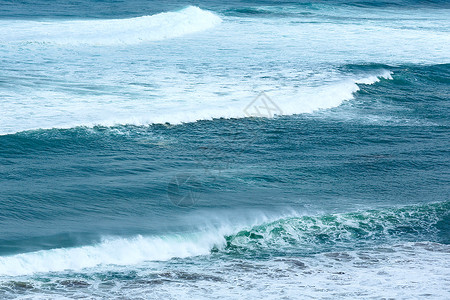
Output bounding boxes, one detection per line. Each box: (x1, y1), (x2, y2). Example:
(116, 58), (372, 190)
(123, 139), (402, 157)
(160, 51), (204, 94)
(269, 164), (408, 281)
(0, 6), (222, 46)
(0, 70), (392, 136)
(0, 201), (447, 276)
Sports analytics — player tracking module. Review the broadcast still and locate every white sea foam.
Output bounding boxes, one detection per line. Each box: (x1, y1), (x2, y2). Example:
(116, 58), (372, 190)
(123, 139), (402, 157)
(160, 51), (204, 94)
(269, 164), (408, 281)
(0, 71), (392, 135)
(0, 233), (226, 276)
(2, 242), (448, 299)
(0, 211), (284, 276)
(0, 6), (222, 45)
(133, 242), (449, 300)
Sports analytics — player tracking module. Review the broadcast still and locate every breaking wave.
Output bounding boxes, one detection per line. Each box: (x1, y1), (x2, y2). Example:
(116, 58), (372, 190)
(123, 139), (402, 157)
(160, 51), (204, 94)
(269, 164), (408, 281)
(0, 70), (392, 136)
(0, 201), (447, 276)
(0, 6), (222, 45)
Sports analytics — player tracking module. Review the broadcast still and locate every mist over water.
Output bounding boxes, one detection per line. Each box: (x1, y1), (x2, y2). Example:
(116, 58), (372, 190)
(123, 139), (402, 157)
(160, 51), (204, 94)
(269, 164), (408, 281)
(0, 0), (449, 299)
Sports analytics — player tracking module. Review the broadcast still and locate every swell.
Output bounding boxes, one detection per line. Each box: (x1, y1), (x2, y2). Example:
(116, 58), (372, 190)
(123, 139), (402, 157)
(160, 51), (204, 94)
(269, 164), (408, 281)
(223, 0), (450, 17)
(1, 1), (448, 20)
(0, 201), (448, 276)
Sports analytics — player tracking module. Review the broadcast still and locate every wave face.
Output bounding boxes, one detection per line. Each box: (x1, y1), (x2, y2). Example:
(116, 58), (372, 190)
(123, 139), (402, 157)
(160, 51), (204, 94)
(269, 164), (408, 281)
(0, 202), (448, 276)
(225, 201), (450, 255)
(0, 6), (222, 45)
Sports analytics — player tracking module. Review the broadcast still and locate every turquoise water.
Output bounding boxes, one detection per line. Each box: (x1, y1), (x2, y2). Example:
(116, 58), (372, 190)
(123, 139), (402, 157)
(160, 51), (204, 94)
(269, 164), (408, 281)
(0, 1), (449, 299)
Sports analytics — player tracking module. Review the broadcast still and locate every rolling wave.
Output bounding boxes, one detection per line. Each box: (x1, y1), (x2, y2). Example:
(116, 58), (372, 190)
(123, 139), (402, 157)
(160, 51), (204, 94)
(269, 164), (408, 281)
(0, 70), (392, 136)
(0, 201), (447, 276)
(225, 201), (449, 254)
(0, 6), (222, 45)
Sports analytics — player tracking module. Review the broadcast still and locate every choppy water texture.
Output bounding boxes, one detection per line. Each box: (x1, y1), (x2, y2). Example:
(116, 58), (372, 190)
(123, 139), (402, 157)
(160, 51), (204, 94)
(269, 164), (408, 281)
(0, 0), (449, 299)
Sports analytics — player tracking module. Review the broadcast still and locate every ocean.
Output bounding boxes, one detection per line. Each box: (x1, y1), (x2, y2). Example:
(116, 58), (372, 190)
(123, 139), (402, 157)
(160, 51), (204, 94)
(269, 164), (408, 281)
(0, 0), (449, 299)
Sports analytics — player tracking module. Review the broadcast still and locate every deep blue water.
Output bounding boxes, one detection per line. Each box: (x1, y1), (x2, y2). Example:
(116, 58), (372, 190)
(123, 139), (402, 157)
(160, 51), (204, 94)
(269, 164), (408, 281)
(0, 0), (449, 299)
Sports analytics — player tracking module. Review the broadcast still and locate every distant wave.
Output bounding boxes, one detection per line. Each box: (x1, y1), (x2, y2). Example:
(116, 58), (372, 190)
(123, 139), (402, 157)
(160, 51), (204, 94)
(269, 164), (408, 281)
(0, 6), (222, 45)
(0, 201), (447, 276)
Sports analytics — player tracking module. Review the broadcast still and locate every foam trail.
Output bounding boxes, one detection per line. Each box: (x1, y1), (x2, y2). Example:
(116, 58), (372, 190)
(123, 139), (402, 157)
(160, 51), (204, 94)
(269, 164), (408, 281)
(0, 6), (222, 45)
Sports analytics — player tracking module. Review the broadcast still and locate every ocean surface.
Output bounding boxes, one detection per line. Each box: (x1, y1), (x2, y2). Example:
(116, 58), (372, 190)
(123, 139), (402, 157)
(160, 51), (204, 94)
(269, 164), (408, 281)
(0, 0), (449, 299)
